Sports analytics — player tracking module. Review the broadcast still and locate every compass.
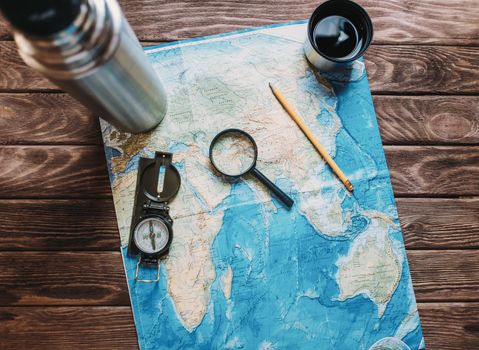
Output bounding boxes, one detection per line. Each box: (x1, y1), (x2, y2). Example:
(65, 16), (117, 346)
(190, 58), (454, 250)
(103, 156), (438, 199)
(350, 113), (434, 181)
(133, 216), (171, 255)
(128, 152), (180, 282)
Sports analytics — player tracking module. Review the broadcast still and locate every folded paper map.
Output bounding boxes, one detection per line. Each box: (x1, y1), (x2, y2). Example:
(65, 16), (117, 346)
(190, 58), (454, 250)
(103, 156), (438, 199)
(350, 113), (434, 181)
(101, 21), (425, 350)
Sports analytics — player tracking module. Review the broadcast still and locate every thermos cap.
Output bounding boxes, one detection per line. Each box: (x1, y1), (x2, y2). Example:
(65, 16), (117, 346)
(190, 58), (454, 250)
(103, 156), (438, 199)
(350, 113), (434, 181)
(304, 0), (373, 72)
(0, 0), (82, 36)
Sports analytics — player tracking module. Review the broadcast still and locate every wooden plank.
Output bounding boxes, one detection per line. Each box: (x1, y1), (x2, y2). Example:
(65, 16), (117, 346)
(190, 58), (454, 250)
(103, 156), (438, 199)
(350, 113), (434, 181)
(0, 250), (477, 306)
(0, 146), (110, 198)
(365, 45), (479, 94)
(408, 250), (479, 301)
(0, 303), (477, 349)
(0, 199), (119, 251)
(1, 40), (478, 94)
(0, 252), (129, 306)
(397, 198), (479, 249)
(1, 0), (478, 45)
(373, 96), (479, 145)
(0, 198), (477, 251)
(0, 42), (56, 91)
(359, 0), (479, 46)
(1, 94), (477, 146)
(418, 302), (479, 350)
(386, 146), (479, 196)
(0, 306), (138, 350)
(0, 94), (101, 145)
(0, 145), (477, 199)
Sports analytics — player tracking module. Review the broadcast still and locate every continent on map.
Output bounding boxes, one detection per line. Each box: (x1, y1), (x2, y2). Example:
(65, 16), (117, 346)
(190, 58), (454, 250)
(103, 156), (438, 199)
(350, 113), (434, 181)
(336, 215), (402, 317)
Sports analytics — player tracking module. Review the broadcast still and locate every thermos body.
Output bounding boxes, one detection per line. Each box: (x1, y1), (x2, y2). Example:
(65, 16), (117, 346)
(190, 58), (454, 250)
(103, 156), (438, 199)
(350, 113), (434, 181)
(10, 0), (167, 133)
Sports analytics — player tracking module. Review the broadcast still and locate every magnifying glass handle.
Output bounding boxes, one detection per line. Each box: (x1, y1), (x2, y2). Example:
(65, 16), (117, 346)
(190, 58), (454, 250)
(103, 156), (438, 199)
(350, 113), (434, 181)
(251, 168), (294, 209)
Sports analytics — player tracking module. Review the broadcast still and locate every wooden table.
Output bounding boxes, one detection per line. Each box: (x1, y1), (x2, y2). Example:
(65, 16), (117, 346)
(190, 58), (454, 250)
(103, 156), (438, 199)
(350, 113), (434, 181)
(0, 1), (478, 349)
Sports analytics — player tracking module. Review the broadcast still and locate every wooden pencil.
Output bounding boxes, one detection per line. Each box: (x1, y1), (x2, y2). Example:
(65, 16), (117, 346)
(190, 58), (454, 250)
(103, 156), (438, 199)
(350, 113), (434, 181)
(269, 83), (353, 192)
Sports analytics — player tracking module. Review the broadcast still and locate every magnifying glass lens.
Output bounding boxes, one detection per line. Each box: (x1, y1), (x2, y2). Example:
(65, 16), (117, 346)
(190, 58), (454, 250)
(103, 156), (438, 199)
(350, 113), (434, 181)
(210, 130), (256, 176)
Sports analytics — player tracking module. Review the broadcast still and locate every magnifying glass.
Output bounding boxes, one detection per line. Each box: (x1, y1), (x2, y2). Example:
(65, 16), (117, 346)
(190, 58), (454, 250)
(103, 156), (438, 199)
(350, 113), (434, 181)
(209, 128), (294, 209)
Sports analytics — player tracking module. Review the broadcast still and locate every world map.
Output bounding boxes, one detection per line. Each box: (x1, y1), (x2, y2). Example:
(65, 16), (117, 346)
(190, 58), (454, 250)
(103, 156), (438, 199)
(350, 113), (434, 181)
(101, 22), (425, 350)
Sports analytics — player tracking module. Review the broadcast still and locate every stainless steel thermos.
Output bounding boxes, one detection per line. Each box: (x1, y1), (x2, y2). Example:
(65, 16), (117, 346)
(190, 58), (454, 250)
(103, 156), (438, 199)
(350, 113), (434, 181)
(0, 0), (168, 133)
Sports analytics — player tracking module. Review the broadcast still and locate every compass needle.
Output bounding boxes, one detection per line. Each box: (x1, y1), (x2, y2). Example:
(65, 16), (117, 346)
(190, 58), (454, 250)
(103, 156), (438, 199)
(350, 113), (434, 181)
(151, 235), (156, 250)
(149, 221), (156, 250)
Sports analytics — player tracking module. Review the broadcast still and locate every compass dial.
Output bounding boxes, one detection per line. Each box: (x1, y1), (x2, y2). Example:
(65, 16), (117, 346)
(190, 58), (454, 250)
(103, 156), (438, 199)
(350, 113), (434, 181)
(133, 217), (170, 254)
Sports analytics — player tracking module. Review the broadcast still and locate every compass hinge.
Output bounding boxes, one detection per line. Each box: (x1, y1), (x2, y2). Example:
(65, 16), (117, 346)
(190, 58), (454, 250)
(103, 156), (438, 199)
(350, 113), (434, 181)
(143, 200), (169, 212)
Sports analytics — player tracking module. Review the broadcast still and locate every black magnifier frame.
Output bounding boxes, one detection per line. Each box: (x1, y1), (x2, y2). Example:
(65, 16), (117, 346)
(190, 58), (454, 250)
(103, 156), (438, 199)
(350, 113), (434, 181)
(209, 128), (294, 209)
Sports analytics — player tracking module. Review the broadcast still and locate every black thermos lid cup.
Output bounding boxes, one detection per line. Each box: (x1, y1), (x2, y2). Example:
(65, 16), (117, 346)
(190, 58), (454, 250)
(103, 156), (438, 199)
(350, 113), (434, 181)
(0, 0), (82, 36)
(304, 0), (373, 72)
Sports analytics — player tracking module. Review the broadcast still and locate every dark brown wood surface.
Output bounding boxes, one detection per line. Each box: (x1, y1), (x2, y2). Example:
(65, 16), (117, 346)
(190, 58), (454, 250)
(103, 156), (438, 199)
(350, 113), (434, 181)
(3, 43), (479, 94)
(0, 250), (477, 306)
(1, 0), (478, 45)
(0, 303), (477, 350)
(0, 0), (478, 348)
(1, 94), (478, 145)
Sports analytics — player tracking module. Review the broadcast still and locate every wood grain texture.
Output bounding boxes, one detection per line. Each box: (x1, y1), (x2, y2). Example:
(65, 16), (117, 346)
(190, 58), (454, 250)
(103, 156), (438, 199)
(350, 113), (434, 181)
(385, 146), (479, 196)
(0, 42), (56, 91)
(0, 0), (478, 347)
(1, 94), (478, 146)
(0, 94), (101, 145)
(0, 145), (477, 198)
(0, 252), (129, 306)
(0, 306), (138, 350)
(365, 45), (479, 94)
(0, 250), (476, 306)
(0, 303), (477, 349)
(397, 198), (479, 249)
(373, 96), (479, 145)
(418, 303), (479, 349)
(1, 0), (478, 45)
(0, 146), (110, 198)
(0, 198), (477, 251)
(409, 250), (479, 301)
(0, 199), (119, 251)
(1, 40), (479, 94)
(359, 0), (479, 46)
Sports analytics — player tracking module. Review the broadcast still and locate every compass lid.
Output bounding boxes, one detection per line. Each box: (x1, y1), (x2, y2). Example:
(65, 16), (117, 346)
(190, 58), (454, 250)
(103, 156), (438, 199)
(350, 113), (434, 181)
(140, 152), (181, 203)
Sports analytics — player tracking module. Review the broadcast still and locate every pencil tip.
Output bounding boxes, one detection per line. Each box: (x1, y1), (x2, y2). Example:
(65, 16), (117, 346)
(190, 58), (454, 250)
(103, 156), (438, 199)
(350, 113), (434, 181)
(268, 82), (273, 89)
